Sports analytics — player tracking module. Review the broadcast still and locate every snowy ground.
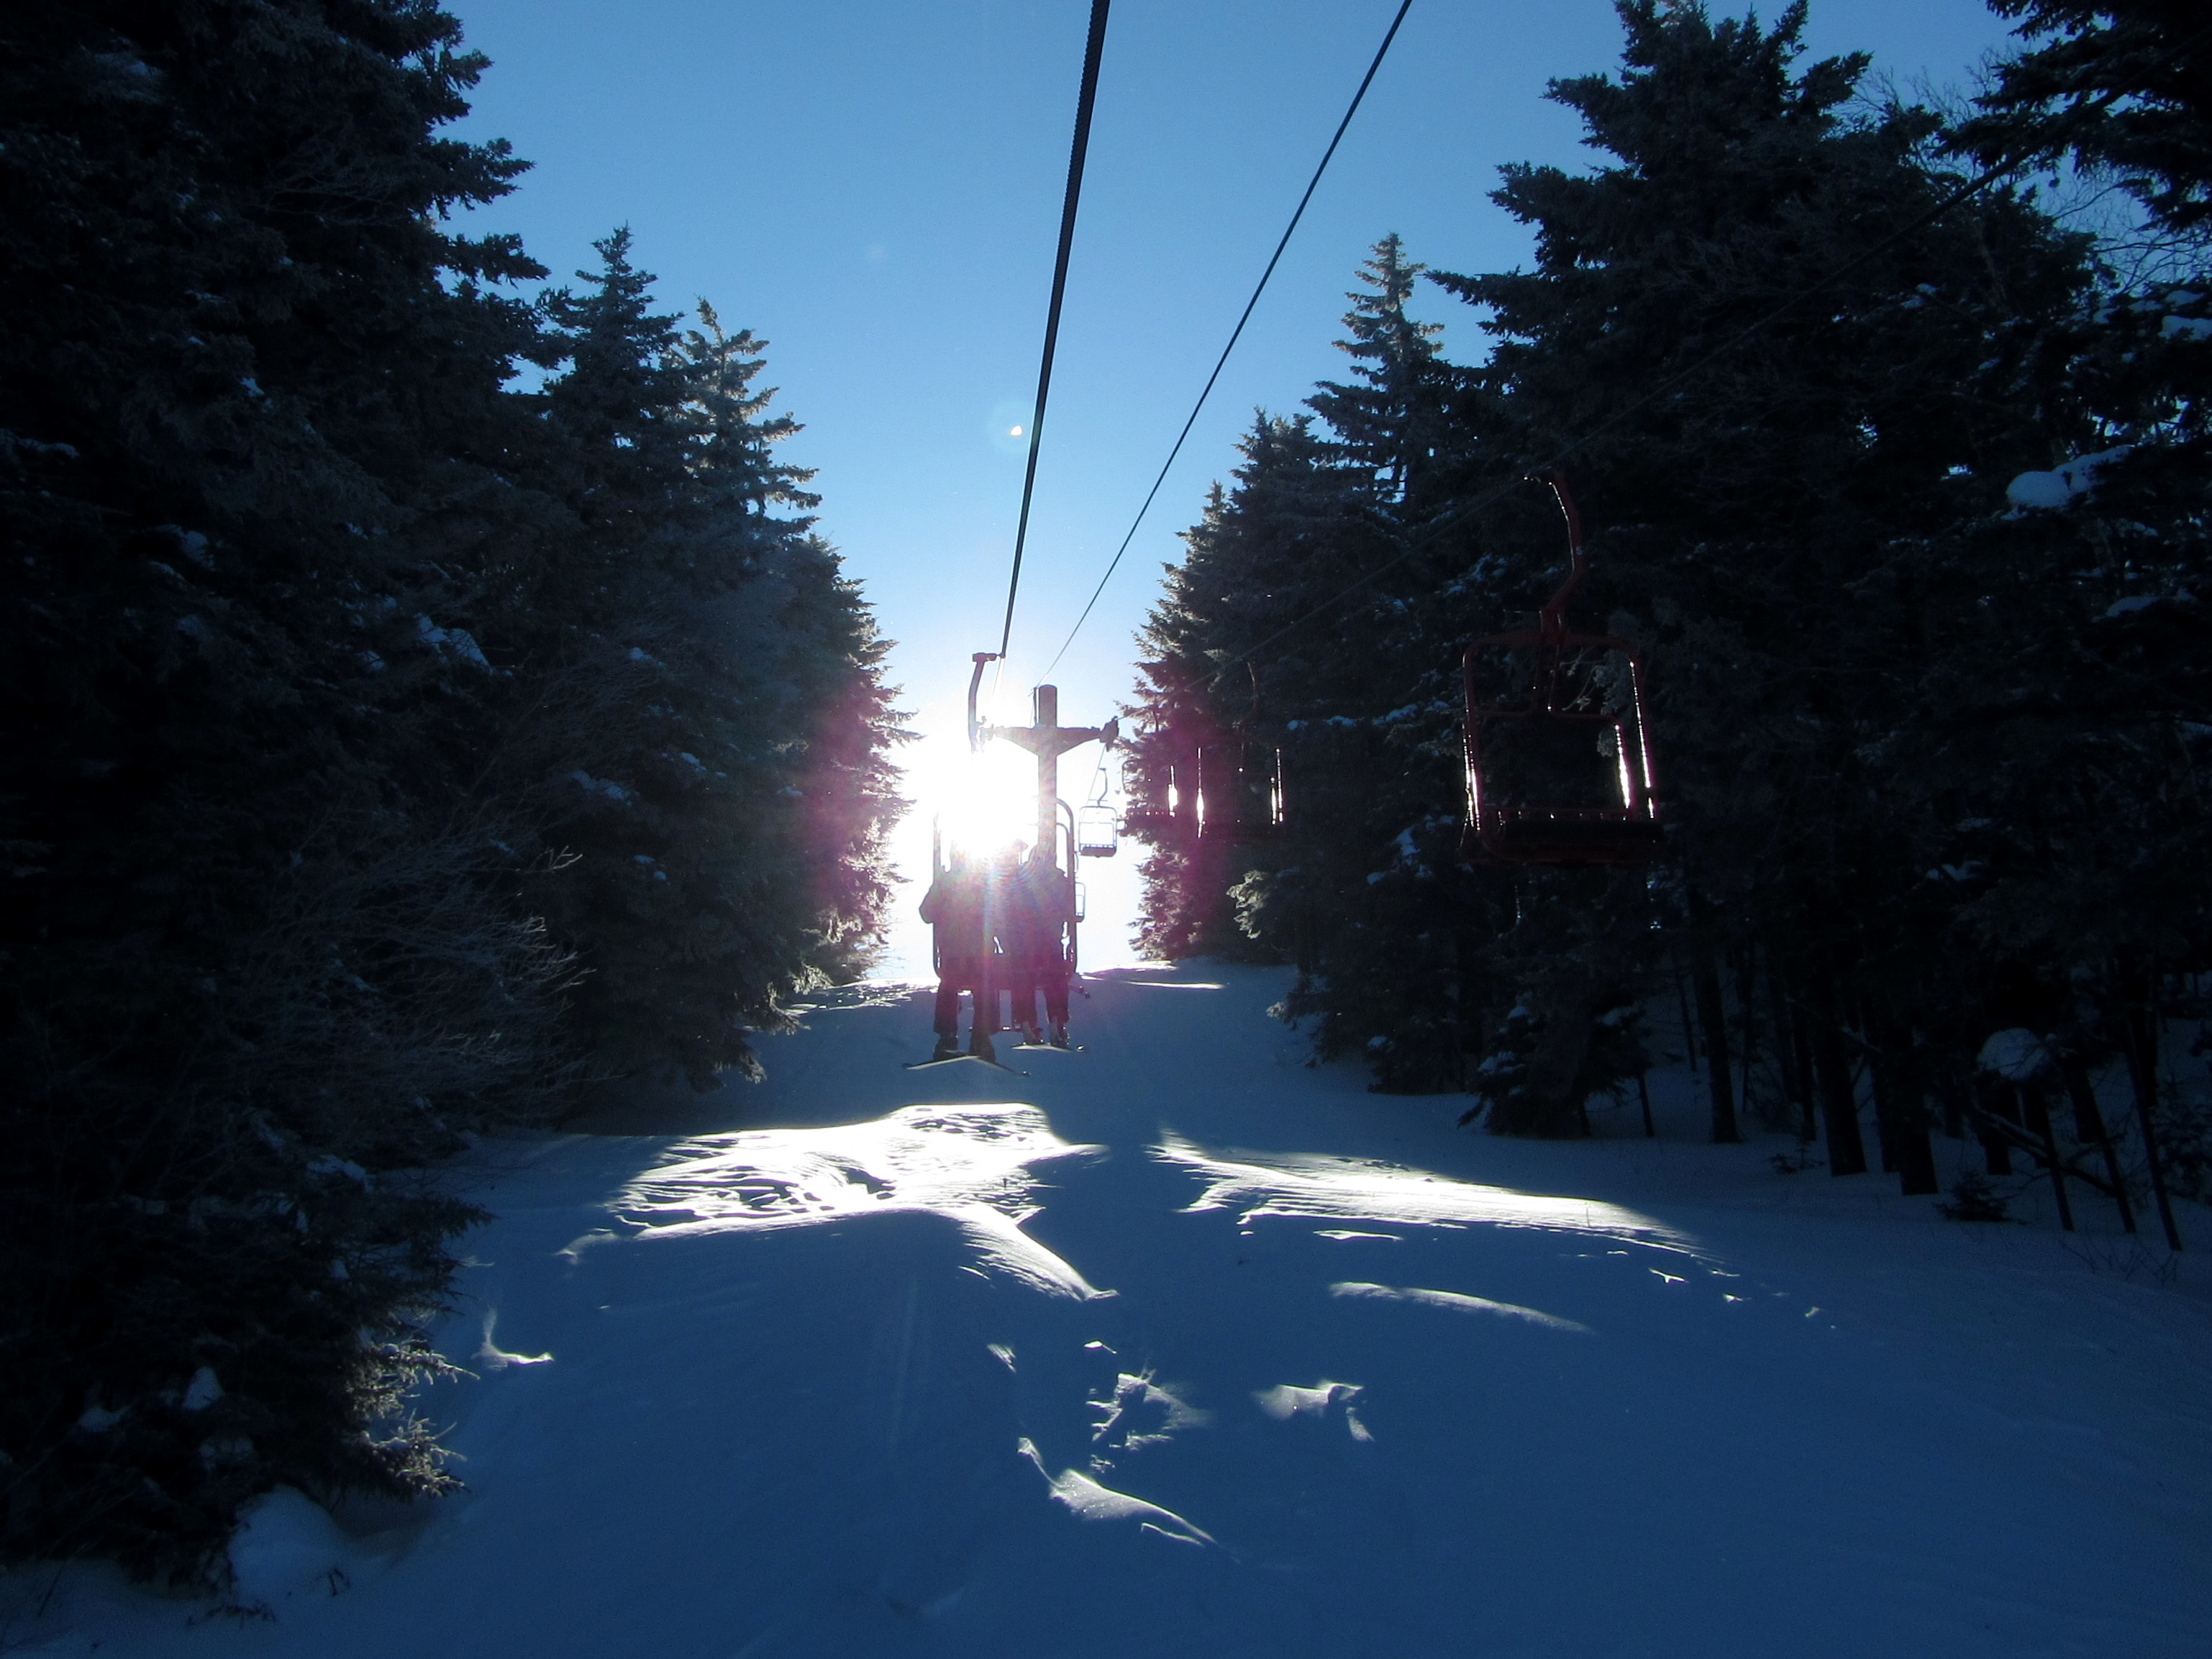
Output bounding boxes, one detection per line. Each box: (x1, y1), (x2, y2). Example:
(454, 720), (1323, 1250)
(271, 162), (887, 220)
(12, 963), (2211, 1658)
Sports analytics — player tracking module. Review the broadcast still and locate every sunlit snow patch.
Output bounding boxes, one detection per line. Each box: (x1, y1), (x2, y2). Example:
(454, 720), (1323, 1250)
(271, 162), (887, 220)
(1252, 1380), (1373, 1442)
(1090, 1370), (1211, 1456)
(1330, 1281), (1592, 1334)
(611, 1104), (1111, 1299)
(475, 1309), (553, 1371)
(1154, 1134), (1694, 1252)
(1018, 1437), (1216, 1546)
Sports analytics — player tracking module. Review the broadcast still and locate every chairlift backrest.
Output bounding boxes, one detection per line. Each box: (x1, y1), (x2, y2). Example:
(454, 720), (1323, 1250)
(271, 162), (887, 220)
(1196, 742), (1285, 844)
(1460, 478), (1662, 865)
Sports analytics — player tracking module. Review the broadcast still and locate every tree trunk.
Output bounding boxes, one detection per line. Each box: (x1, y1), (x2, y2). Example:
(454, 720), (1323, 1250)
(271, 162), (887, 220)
(1735, 943), (1760, 1127)
(2057, 1055), (2135, 1235)
(1777, 975), (1816, 1143)
(1865, 1006), (1940, 1196)
(1693, 947), (1741, 1144)
(1807, 976), (1868, 1176)
(2113, 967), (2184, 1250)
(1672, 949), (1699, 1078)
(1521, 970), (1596, 1138)
(2021, 1085), (2075, 1232)
(1972, 1073), (2016, 1176)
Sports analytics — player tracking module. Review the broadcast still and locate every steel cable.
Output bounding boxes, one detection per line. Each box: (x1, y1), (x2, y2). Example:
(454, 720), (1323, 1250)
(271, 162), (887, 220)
(995, 0), (1113, 663)
(1044, 0), (1415, 675)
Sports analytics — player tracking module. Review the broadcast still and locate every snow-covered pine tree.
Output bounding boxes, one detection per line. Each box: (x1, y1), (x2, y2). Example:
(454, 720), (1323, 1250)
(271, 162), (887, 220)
(1, 0), (571, 1579)
(514, 235), (901, 1086)
(1127, 412), (1367, 963)
(1143, 3), (2171, 1176)
(0, 8), (902, 1583)
(1936, 0), (2211, 1217)
(1424, 0), (2110, 1168)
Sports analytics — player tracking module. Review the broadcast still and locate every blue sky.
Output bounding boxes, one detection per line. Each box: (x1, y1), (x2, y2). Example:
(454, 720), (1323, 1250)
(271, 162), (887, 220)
(444, 0), (2026, 973)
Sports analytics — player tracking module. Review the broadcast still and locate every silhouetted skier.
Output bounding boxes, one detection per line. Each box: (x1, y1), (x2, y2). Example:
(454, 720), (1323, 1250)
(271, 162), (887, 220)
(1006, 845), (1073, 1047)
(919, 851), (993, 1062)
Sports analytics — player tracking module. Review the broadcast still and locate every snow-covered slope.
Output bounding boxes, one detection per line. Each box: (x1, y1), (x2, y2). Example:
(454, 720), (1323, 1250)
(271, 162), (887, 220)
(14, 964), (2210, 1657)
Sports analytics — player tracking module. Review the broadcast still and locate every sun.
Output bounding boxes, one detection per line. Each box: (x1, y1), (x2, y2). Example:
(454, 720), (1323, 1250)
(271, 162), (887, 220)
(934, 745), (1039, 860)
(897, 699), (1045, 871)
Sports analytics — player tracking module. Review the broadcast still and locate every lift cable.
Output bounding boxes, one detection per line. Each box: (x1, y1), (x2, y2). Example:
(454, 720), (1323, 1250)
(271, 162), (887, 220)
(1042, 0), (1415, 676)
(1196, 71), (2151, 692)
(993, 0), (1114, 664)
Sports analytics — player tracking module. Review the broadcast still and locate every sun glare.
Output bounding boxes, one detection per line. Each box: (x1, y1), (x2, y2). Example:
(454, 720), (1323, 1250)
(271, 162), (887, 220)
(900, 699), (1045, 867)
(935, 747), (1040, 859)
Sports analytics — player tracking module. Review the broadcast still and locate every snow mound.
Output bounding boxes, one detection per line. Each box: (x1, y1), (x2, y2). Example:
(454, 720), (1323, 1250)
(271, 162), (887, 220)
(227, 1488), (355, 1609)
(1018, 1437), (1216, 1545)
(1153, 1132), (1694, 1250)
(1252, 1379), (1373, 1442)
(1977, 1027), (2053, 1083)
(1330, 1279), (1593, 1333)
(2006, 446), (2129, 511)
(613, 1102), (1112, 1299)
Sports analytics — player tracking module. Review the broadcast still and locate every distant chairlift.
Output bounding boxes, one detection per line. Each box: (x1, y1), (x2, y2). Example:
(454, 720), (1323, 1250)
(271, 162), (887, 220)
(1461, 476), (1663, 865)
(1115, 742), (1285, 846)
(1075, 804), (1119, 858)
(1075, 755), (1119, 858)
(1196, 741), (1285, 845)
(1116, 658), (1288, 847)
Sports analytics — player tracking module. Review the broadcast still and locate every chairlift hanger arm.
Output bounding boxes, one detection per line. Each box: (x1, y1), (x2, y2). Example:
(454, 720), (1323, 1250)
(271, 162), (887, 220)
(1535, 473), (1588, 643)
(967, 651), (998, 752)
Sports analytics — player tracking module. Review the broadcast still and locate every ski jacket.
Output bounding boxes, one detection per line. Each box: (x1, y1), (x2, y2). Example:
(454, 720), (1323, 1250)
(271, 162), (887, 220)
(919, 870), (988, 965)
(1003, 860), (1070, 970)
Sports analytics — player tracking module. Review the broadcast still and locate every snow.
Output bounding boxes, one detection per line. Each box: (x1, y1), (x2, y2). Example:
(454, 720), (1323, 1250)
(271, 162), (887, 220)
(412, 615), (489, 671)
(1978, 1027), (2054, 1083)
(12, 963), (2211, 1657)
(2005, 445), (2130, 511)
(227, 1489), (356, 1611)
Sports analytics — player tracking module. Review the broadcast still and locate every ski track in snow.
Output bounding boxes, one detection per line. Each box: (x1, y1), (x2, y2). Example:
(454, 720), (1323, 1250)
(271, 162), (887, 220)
(14, 962), (2212, 1659)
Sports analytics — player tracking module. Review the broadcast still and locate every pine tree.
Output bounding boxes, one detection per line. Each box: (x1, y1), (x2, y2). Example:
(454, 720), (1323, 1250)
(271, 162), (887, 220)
(1138, 3), (2175, 1175)
(0, 0), (571, 1579)
(0, 6), (902, 1581)
(506, 237), (902, 1086)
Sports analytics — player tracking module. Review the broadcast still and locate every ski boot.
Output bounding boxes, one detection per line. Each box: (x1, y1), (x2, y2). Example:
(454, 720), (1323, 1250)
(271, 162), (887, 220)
(929, 1035), (960, 1063)
(1047, 1023), (1071, 1050)
(967, 1029), (998, 1065)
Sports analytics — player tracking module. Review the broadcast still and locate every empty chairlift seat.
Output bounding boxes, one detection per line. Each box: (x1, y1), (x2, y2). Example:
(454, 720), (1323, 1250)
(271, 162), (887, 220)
(1196, 743), (1285, 844)
(1460, 477), (1663, 866)
(1075, 801), (1119, 858)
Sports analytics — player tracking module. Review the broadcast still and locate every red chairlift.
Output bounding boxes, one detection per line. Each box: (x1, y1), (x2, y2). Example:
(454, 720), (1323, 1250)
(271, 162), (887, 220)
(1117, 665), (1287, 846)
(1461, 477), (1663, 865)
(1195, 740), (1285, 845)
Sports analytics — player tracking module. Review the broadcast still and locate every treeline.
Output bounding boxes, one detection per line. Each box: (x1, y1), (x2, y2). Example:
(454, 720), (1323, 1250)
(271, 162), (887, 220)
(1129, 1), (2206, 1217)
(1, 3), (898, 1580)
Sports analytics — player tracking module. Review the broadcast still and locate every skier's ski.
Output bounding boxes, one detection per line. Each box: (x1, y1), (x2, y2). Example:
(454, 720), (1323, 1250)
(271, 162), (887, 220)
(902, 1054), (1028, 1076)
